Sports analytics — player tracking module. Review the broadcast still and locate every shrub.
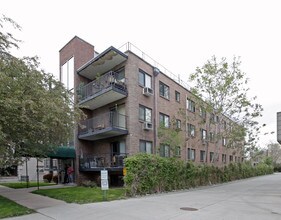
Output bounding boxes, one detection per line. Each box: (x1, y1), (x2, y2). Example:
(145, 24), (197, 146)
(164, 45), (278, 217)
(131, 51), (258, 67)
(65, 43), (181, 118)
(81, 180), (97, 188)
(43, 173), (53, 183)
(52, 175), (58, 184)
(273, 163), (281, 172)
(124, 154), (274, 196)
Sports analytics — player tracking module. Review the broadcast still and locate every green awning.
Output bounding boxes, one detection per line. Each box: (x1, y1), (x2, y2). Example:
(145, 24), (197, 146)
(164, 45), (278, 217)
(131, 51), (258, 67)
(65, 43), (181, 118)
(48, 146), (76, 159)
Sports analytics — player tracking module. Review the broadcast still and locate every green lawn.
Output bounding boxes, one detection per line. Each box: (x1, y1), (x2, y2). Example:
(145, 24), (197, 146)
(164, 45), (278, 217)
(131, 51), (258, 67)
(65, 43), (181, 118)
(0, 182), (55, 189)
(32, 187), (126, 204)
(0, 195), (34, 219)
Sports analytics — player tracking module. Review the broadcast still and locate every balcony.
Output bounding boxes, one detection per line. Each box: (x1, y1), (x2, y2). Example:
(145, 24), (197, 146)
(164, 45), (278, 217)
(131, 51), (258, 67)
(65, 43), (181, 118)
(78, 112), (128, 141)
(78, 71), (127, 110)
(77, 46), (128, 80)
(79, 153), (127, 171)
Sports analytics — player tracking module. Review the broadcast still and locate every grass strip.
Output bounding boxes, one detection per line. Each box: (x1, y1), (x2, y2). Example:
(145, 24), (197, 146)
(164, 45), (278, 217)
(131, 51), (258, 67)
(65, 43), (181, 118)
(33, 186), (126, 204)
(0, 195), (34, 219)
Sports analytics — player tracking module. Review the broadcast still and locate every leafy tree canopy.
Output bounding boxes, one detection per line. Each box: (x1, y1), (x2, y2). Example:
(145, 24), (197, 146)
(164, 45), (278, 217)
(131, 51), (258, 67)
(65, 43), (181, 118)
(0, 15), (81, 167)
(189, 56), (263, 153)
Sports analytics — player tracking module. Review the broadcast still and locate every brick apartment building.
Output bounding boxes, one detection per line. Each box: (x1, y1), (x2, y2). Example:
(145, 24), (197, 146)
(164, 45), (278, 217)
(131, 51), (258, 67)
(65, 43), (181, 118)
(59, 36), (243, 185)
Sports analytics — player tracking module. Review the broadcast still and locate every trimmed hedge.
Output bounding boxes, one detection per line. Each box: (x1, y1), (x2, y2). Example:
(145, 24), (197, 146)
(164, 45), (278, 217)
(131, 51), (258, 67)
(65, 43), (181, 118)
(124, 153), (274, 196)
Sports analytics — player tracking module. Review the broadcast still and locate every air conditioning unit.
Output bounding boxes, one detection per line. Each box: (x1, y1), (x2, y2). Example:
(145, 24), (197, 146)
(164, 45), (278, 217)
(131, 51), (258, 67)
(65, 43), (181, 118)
(143, 122), (153, 130)
(143, 87), (153, 96)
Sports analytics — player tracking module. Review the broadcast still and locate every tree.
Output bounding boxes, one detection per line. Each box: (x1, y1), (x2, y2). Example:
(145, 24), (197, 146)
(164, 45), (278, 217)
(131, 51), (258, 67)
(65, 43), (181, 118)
(267, 142), (281, 164)
(0, 15), (82, 168)
(189, 56), (263, 162)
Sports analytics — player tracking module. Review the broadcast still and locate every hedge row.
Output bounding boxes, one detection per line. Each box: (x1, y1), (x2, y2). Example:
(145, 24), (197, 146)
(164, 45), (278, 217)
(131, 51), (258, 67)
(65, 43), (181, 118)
(123, 153), (274, 196)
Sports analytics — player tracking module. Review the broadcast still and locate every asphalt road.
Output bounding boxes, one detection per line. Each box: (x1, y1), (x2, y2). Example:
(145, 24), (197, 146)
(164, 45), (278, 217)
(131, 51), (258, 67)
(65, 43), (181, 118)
(3, 173), (281, 220)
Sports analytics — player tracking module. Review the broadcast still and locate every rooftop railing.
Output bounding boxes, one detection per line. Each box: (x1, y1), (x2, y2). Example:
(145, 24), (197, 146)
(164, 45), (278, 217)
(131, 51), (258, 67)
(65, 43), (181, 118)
(118, 42), (191, 91)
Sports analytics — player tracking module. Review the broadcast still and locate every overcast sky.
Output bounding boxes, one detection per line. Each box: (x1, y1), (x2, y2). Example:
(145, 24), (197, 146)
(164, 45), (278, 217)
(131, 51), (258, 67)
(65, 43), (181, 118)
(2, 0), (280, 147)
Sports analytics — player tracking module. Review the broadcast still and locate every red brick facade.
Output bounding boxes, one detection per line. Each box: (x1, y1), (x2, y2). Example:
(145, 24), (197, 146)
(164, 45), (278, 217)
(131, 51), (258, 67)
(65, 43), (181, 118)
(59, 37), (243, 184)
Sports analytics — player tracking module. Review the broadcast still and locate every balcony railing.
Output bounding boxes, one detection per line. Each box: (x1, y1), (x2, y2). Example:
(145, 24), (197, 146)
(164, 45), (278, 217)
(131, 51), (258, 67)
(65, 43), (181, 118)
(78, 112), (128, 140)
(79, 153), (127, 171)
(77, 71), (127, 103)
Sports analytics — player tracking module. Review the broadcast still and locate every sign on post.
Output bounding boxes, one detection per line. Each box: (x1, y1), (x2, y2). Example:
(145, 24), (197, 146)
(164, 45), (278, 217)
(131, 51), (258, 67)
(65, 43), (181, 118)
(100, 170), (109, 190)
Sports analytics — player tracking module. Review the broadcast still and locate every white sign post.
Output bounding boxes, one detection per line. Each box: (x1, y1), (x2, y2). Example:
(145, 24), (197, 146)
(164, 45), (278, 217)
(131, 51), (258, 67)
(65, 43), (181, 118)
(100, 170), (108, 200)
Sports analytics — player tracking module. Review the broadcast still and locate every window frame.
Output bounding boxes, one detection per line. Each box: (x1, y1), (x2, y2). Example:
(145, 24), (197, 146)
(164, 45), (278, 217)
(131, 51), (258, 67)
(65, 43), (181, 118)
(209, 132), (215, 142)
(138, 69), (152, 88)
(187, 123), (196, 137)
(160, 144), (170, 157)
(187, 98), (195, 112)
(139, 105), (152, 123)
(175, 91), (180, 102)
(159, 81), (170, 99)
(175, 146), (181, 157)
(199, 106), (206, 119)
(200, 150), (206, 162)
(176, 119), (181, 130)
(139, 140), (153, 154)
(187, 148), (196, 161)
(159, 113), (170, 128)
(201, 129), (207, 140)
(210, 152), (214, 163)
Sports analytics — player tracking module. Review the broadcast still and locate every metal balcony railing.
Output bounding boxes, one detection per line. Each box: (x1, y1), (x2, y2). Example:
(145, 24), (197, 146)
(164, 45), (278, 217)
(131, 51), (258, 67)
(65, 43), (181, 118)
(78, 112), (127, 136)
(79, 153), (127, 170)
(77, 71), (127, 102)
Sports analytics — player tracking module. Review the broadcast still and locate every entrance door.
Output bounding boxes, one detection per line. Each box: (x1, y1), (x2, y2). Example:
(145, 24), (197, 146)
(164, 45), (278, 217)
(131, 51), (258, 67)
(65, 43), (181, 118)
(111, 141), (126, 166)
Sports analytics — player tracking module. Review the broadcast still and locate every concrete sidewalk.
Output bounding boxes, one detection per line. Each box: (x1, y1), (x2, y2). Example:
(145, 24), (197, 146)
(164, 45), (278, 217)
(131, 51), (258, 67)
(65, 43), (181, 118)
(1, 173), (281, 220)
(0, 184), (68, 210)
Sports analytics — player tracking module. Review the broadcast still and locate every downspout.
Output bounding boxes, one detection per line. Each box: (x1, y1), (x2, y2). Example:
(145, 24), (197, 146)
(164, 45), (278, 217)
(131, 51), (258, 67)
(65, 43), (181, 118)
(153, 67), (160, 154)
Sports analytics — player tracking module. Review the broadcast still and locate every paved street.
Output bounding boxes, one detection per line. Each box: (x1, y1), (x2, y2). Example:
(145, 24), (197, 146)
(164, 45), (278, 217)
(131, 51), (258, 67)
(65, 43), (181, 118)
(1, 173), (281, 220)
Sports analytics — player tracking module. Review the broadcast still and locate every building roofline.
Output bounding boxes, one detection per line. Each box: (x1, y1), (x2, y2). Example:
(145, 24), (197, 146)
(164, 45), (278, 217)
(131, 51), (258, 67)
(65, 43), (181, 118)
(59, 36), (95, 52)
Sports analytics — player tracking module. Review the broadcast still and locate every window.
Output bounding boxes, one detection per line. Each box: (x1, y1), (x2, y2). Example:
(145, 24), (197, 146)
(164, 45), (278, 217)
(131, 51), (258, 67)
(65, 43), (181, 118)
(160, 144), (170, 157)
(209, 132), (215, 142)
(61, 57), (74, 91)
(159, 82), (169, 99)
(139, 140), (152, 154)
(210, 152), (214, 163)
(175, 91), (180, 102)
(187, 98), (195, 112)
(210, 113), (219, 123)
(176, 119), (181, 129)
(139, 105), (152, 122)
(229, 155), (233, 162)
(199, 106), (206, 119)
(222, 120), (227, 129)
(222, 137), (227, 146)
(200, 150), (206, 162)
(187, 124), (196, 137)
(159, 113), (170, 128)
(201, 129), (207, 140)
(187, 148), (196, 161)
(138, 69), (152, 88)
(175, 146), (181, 157)
(222, 154), (227, 163)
